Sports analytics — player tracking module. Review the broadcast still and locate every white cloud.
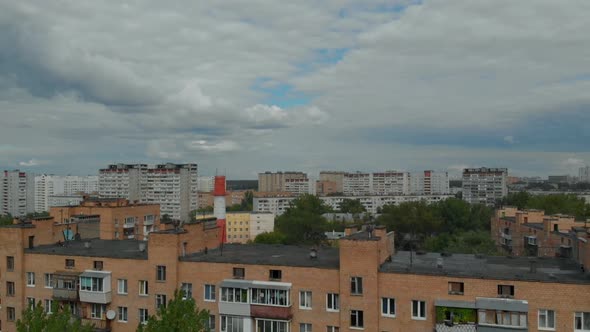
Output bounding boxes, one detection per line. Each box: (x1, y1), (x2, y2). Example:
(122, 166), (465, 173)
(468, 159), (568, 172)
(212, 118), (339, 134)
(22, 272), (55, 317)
(503, 136), (515, 144)
(19, 159), (40, 167)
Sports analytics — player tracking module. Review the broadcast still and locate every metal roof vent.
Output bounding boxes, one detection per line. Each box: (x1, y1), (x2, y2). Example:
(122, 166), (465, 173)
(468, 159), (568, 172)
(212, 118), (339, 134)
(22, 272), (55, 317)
(139, 242), (147, 252)
(436, 257), (444, 269)
(309, 248), (318, 260)
(84, 241), (91, 249)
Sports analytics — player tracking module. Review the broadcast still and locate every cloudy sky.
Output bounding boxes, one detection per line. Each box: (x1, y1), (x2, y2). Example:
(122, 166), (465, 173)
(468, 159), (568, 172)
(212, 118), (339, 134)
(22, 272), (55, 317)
(1, 0), (589, 179)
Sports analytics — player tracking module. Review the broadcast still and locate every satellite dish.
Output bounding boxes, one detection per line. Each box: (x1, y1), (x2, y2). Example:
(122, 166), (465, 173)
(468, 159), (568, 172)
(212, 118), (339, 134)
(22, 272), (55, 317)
(106, 310), (116, 320)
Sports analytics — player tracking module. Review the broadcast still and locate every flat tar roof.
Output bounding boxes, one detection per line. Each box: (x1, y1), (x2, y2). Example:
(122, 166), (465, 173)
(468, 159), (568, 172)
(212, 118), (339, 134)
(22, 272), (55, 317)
(381, 251), (590, 284)
(25, 238), (148, 260)
(181, 243), (340, 269)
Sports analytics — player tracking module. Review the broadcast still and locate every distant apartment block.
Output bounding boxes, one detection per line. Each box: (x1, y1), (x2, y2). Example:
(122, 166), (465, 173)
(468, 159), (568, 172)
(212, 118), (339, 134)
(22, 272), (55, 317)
(579, 166), (590, 183)
(254, 194), (453, 215)
(492, 207), (588, 259)
(1, 170), (35, 217)
(462, 167), (508, 206)
(258, 171), (308, 194)
(98, 163), (198, 222)
(197, 211), (274, 243)
(197, 176), (215, 192)
(409, 170), (450, 195)
(197, 190), (248, 210)
(34, 174), (98, 212)
(48, 195), (85, 208)
(319, 171), (345, 193)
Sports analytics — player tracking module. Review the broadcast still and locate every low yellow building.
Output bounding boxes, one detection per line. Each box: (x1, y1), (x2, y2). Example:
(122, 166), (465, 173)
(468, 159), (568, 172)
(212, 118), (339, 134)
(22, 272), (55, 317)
(196, 212), (274, 243)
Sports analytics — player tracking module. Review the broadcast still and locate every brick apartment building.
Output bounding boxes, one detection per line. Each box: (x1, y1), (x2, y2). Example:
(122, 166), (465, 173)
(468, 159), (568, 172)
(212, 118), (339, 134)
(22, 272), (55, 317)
(1, 213), (589, 331)
(492, 207), (589, 260)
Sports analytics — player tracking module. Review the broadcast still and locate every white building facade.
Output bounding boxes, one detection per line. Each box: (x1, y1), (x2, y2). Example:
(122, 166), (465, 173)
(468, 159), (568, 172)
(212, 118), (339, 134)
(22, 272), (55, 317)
(254, 194), (453, 215)
(462, 167), (508, 206)
(99, 163), (198, 221)
(580, 166), (590, 183)
(409, 170), (450, 195)
(1, 170), (35, 217)
(34, 175), (98, 212)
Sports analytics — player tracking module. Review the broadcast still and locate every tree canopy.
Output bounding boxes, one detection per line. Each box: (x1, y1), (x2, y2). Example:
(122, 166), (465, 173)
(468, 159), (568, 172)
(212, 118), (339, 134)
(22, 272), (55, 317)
(0, 213), (13, 225)
(501, 192), (590, 219)
(253, 231), (287, 244)
(137, 290), (209, 332)
(275, 194), (331, 245)
(339, 198), (366, 215)
(17, 302), (94, 332)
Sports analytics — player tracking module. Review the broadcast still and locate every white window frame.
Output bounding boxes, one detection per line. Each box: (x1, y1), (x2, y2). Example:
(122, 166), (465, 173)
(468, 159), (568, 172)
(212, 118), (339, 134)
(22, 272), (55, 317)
(221, 315), (246, 332)
(181, 282), (193, 300)
(350, 310), (364, 328)
(139, 280), (148, 296)
(139, 308), (149, 325)
(326, 293), (339, 312)
(156, 294), (167, 309)
(300, 323), (312, 332)
(44, 273), (53, 288)
(350, 277), (362, 295)
(299, 290), (312, 310)
(326, 327), (339, 332)
(118, 306), (128, 323)
(538, 309), (555, 331)
(204, 284), (216, 302)
(254, 318), (289, 332)
(381, 297), (396, 318)
(207, 314), (216, 331)
(27, 272), (35, 287)
(411, 300), (426, 320)
(575, 312), (590, 332)
(156, 265), (166, 281)
(118, 279), (128, 294)
(44, 299), (53, 314)
(91, 304), (105, 319)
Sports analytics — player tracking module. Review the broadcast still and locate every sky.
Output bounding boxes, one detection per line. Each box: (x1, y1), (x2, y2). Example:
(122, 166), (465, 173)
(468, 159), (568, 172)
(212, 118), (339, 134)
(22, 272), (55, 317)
(0, 0), (589, 179)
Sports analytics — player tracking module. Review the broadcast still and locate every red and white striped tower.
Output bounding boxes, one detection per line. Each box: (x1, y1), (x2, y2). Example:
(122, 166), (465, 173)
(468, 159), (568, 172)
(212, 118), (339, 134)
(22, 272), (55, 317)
(213, 175), (227, 244)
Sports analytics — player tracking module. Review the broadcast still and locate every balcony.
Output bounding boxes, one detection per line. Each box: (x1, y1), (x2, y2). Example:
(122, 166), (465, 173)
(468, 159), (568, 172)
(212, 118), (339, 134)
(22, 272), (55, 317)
(53, 271), (80, 301)
(436, 323), (477, 332)
(80, 318), (111, 332)
(79, 271), (112, 304)
(251, 304), (292, 320)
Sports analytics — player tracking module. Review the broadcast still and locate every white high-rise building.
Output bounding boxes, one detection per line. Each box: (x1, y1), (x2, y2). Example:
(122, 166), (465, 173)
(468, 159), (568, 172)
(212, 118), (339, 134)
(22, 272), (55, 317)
(343, 172), (372, 196)
(99, 163), (198, 221)
(1, 170), (35, 217)
(462, 167), (508, 206)
(579, 166), (590, 183)
(197, 176), (215, 192)
(409, 171), (450, 195)
(34, 175), (99, 212)
(342, 171), (410, 196)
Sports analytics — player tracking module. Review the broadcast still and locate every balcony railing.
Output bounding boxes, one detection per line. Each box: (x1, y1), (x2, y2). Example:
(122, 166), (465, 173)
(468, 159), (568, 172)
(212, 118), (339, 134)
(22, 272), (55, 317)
(436, 323), (477, 332)
(79, 290), (112, 304)
(53, 288), (78, 301)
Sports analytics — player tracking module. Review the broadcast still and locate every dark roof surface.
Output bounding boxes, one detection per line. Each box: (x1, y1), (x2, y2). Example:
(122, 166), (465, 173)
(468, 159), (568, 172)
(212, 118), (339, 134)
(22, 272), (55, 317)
(25, 239), (148, 260)
(181, 243), (339, 269)
(500, 217), (516, 223)
(523, 223), (544, 230)
(381, 251), (590, 284)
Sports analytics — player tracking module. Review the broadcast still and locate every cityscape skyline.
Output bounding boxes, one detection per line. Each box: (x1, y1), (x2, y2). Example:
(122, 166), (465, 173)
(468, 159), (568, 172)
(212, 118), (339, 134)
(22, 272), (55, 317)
(1, 1), (589, 178)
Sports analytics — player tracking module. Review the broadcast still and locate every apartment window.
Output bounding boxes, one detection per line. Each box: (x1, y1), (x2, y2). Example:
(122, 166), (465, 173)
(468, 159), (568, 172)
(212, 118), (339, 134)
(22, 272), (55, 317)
(6, 281), (15, 296)
(299, 290), (312, 309)
(222, 315), (245, 332)
(220, 287), (248, 303)
(207, 315), (216, 331)
(350, 310), (364, 328)
(448, 282), (464, 295)
(204, 284), (216, 301)
(93, 261), (103, 270)
(300, 323), (312, 332)
(326, 327), (339, 332)
(497, 285), (514, 298)
(139, 308), (149, 325)
(156, 294), (167, 309)
(233, 267), (245, 279)
(327, 293), (339, 311)
(412, 300), (426, 320)
(80, 277), (104, 292)
(44, 299), (53, 314)
(156, 265), (166, 281)
(65, 259), (75, 269)
(91, 304), (105, 319)
(381, 297), (396, 317)
(117, 279), (128, 294)
(181, 282), (193, 299)
(118, 306), (128, 322)
(478, 309), (527, 328)
(26, 272), (35, 287)
(7, 307), (15, 321)
(139, 280), (149, 296)
(6, 256), (14, 271)
(44, 273), (53, 288)
(350, 277), (363, 295)
(251, 288), (290, 306)
(269, 269), (282, 280)
(575, 312), (590, 331)
(27, 297), (35, 309)
(254, 318), (288, 332)
(538, 309), (555, 330)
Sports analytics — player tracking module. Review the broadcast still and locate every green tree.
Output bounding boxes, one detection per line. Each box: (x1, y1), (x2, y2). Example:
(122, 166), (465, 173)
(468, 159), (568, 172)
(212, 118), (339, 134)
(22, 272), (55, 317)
(17, 301), (94, 332)
(161, 214), (172, 223)
(137, 290), (209, 332)
(0, 213), (13, 226)
(240, 191), (254, 211)
(275, 194), (330, 244)
(25, 211), (50, 219)
(253, 231), (287, 244)
(339, 199), (366, 220)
